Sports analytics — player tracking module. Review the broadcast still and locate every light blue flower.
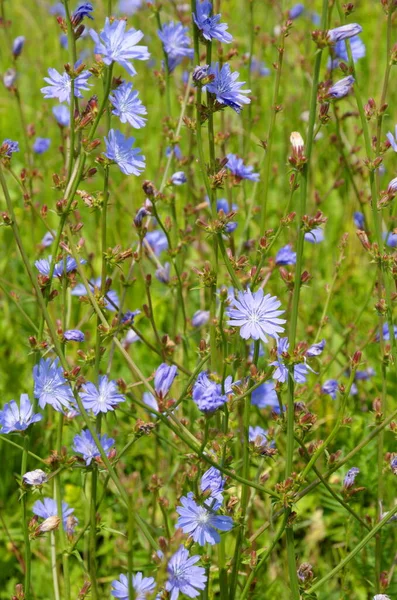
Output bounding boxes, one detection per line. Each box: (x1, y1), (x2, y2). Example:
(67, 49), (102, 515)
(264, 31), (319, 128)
(176, 492), (233, 545)
(227, 288), (285, 343)
(52, 104), (70, 127)
(166, 546), (207, 599)
(327, 76), (355, 99)
(73, 429), (115, 465)
(80, 375), (125, 415)
(193, 1), (233, 44)
(158, 22), (193, 72)
(104, 129), (145, 176)
(111, 572), (156, 600)
(90, 18), (150, 76)
(110, 82), (147, 129)
(226, 153), (259, 181)
(41, 66), (92, 104)
(33, 358), (75, 412)
(0, 394), (42, 434)
(207, 63), (251, 113)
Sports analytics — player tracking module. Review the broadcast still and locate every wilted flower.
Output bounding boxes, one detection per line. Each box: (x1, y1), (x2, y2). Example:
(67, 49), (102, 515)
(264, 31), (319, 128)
(155, 262), (171, 283)
(158, 22), (193, 72)
(12, 36), (25, 58)
(154, 363), (178, 398)
(111, 572), (156, 600)
(386, 125), (397, 152)
(191, 310), (210, 327)
(64, 329), (85, 342)
(73, 429), (115, 465)
(327, 76), (355, 99)
(38, 516), (61, 533)
(166, 546), (207, 599)
(200, 467), (225, 501)
(343, 467), (360, 489)
(90, 18), (150, 76)
(32, 497), (77, 532)
(207, 63), (251, 113)
(0, 394), (42, 434)
(227, 288), (285, 343)
(171, 171), (187, 185)
(104, 129), (145, 176)
(1, 139), (19, 157)
(71, 2), (94, 26)
(353, 211), (365, 230)
(306, 339), (326, 357)
(327, 24), (363, 43)
(176, 492), (233, 545)
(3, 68), (17, 88)
(23, 469), (48, 486)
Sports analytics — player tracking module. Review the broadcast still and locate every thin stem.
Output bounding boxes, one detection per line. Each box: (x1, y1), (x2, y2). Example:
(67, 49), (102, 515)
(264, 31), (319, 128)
(21, 436), (31, 600)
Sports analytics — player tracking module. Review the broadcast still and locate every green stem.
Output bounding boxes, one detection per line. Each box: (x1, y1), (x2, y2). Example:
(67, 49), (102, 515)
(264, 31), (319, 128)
(55, 413), (71, 600)
(21, 436), (31, 600)
(306, 503), (397, 595)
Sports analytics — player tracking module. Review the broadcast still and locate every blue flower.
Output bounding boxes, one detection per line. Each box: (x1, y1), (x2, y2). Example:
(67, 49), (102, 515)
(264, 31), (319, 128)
(225, 153), (259, 182)
(1, 139), (19, 157)
(171, 171), (187, 185)
(52, 104), (70, 127)
(49, 2), (66, 16)
(227, 288), (285, 343)
(40, 231), (55, 247)
(143, 391), (159, 414)
(33, 358), (75, 412)
(327, 76), (355, 99)
(41, 66), (92, 104)
(193, 1), (233, 44)
(217, 198), (237, 213)
(192, 372), (237, 413)
(80, 375), (125, 415)
(155, 262), (171, 283)
(154, 363), (178, 398)
(158, 22), (193, 72)
(200, 467), (225, 502)
(118, 0), (143, 15)
(271, 338), (313, 384)
(90, 18), (150, 76)
(145, 230), (169, 255)
(104, 129), (145, 176)
(32, 497), (77, 533)
(121, 310), (140, 324)
(304, 227), (324, 243)
(35, 255), (85, 278)
(71, 277), (119, 311)
(3, 68), (17, 89)
(0, 394), (42, 434)
(343, 467), (359, 489)
(329, 35), (365, 68)
(33, 137), (51, 154)
(251, 382), (279, 412)
(248, 425), (268, 444)
(306, 339), (326, 357)
(250, 57), (270, 77)
(64, 329), (85, 342)
(191, 310), (210, 327)
(166, 144), (183, 160)
(385, 232), (397, 248)
(207, 63), (251, 113)
(386, 125), (397, 152)
(322, 379), (338, 399)
(111, 572), (156, 600)
(72, 429), (115, 465)
(71, 2), (94, 26)
(387, 177), (397, 194)
(275, 245), (296, 266)
(376, 322), (397, 341)
(289, 4), (305, 19)
(390, 456), (397, 475)
(12, 36), (25, 58)
(176, 492), (233, 545)
(355, 367), (375, 381)
(110, 82), (147, 129)
(166, 545), (207, 599)
(327, 23), (362, 43)
(23, 469), (48, 485)
(354, 211), (365, 230)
